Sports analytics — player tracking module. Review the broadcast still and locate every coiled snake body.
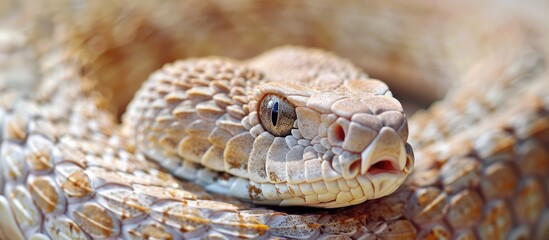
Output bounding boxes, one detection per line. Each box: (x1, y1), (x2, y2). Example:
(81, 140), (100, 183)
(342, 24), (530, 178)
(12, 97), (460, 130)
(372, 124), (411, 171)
(0, 0), (548, 239)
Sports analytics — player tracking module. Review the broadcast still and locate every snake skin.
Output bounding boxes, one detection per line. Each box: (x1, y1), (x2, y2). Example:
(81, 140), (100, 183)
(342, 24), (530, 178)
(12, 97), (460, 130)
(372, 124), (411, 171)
(0, 0), (548, 239)
(123, 47), (413, 208)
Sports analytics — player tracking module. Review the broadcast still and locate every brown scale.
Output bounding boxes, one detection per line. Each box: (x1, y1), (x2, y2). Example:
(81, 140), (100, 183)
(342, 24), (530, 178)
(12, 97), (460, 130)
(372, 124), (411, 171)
(44, 216), (88, 240)
(379, 220), (417, 239)
(60, 169), (93, 198)
(126, 222), (174, 239)
(513, 178), (546, 225)
(480, 162), (519, 199)
(405, 187), (448, 225)
(1, 142), (26, 182)
(440, 157), (480, 194)
(95, 187), (152, 220)
(73, 203), (119, 238)
(27, 177), (62, 213)
(24, 135), (54, 172)
(445, 190), (483, 230)
(417, 223), (452, 240)
(476, 200), (513, 239)
(3, 113), (29, 143)
(453, 230), (477, 240)
(9, 186), (42, 232)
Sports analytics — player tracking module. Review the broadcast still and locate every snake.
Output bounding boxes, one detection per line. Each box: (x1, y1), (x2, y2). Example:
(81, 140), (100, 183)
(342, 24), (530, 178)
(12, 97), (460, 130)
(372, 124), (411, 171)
(0, 0), (548, 239)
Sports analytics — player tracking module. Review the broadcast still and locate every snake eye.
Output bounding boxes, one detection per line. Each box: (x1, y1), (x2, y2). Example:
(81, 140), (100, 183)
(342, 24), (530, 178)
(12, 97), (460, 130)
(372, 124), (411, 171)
(259, 94), (296, 136)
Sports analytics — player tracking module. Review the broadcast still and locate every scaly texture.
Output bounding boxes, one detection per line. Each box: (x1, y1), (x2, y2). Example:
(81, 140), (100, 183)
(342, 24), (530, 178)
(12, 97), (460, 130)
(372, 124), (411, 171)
(123, 47), (413, 208)
(0, 0), (548, 239)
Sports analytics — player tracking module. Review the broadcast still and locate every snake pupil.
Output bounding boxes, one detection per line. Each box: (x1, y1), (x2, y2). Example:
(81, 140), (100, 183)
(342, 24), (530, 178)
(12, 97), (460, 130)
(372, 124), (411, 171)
(272, 101), (279, 126)
(259, 94), (296, 136)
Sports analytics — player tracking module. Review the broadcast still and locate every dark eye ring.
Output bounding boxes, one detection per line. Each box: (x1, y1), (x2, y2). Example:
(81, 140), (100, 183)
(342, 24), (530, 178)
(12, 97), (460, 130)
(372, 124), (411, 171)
(259, 94), (296, 136)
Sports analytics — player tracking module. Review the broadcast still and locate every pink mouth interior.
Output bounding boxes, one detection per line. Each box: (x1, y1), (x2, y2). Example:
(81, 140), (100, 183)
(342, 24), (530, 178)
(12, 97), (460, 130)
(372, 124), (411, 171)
(367, 159), (399, 175)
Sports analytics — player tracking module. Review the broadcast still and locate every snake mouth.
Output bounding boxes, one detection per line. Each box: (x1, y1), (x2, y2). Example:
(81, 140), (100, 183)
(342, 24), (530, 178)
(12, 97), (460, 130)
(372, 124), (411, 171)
(358, 127), (407, 176)
(365, 157), (401, 175)
(348, 155), (401, 177)
(340, 127), (407, 179)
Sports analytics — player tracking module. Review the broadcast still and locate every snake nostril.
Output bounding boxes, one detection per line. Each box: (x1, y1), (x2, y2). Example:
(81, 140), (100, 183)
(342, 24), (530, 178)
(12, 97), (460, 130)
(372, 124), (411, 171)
(349, 160), (361, 175)
(367, 160), (398, 175)
(333, 124), (345, 142)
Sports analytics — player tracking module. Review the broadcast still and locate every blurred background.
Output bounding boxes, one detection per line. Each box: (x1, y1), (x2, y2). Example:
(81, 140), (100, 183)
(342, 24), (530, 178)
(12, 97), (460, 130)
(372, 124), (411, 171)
(0, 0), (547, 117)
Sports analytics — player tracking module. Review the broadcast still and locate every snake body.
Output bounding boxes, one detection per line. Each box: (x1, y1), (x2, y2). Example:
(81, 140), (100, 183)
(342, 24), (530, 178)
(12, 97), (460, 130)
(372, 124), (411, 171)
(0, 0), (548, 239)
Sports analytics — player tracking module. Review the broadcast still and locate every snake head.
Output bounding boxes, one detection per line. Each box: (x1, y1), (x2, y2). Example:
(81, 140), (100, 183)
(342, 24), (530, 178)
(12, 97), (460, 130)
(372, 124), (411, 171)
(240, 77), (413, 208)
(125, 47), (413, 208)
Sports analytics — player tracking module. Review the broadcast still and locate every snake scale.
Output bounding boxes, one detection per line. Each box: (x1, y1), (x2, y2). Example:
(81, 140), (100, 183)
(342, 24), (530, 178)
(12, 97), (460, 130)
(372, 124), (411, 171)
(0, 0), (548, 239)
